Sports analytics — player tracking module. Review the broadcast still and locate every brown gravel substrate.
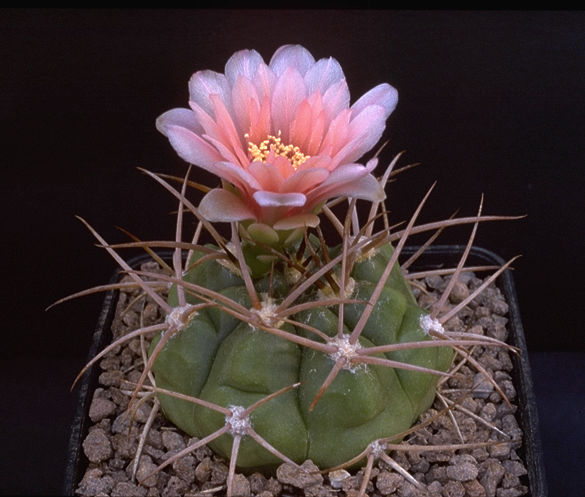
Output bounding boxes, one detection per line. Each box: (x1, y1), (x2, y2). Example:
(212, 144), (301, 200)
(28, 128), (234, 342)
(75, 261), (529, 497)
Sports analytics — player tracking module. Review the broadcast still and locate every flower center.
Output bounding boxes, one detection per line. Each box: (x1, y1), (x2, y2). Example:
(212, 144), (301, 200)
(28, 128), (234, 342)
(246, 130), (310, 170)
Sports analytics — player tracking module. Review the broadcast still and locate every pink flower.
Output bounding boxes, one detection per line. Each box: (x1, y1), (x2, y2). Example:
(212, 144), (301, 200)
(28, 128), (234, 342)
(157, 45), (398, 231)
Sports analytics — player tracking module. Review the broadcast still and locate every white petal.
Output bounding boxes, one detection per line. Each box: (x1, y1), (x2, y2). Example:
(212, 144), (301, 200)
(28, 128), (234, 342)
(351, 83), (398, 119)
(198, 188), (255, 222)
(163, 124), (223, 169)
(304, 56), (345, 95)
(253, 190), (307, 207)
(269, 44), (315, 77)
(308, 162), (384, 205)
(214, 161), (262, 191)
(156, 108), (203, 136)
(224, 49), (265, 86)
(188, 70), (232, 117)
(333, 105), (387, 165)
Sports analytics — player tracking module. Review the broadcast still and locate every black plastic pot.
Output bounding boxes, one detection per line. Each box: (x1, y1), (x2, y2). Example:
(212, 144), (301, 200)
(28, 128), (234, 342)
(63, 245), (547, 496)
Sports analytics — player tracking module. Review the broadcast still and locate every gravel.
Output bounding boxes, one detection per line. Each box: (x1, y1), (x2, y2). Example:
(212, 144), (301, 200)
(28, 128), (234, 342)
(74, 263), (529, 496)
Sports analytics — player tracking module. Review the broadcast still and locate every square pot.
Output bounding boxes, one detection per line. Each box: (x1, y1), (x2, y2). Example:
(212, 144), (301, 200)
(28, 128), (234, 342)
(63, 245), (547, 496)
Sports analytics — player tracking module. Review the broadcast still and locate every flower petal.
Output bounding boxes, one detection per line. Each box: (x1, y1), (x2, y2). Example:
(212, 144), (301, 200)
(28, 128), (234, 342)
(319, 108), (351, 163)
(351, 82), (398, 120)
(224, 49), (265, 86)
(156, 108), (203, 136)
(198, 188), (256, 222)
(253, 190), (307, 208)
(230, 75), (261, 137)
(332, 105), (387, 166)
(161, 123), (223, 169)
(307, 160), (384, 206)
(214, 161), (262, 192)
(304, 56), (345, 96)
(188, 70), (231, 117)
(209, 94), (249, 166)
(269, 44), (315, 77)
(279, 167), (329, 194)
(251, 63), (276, 104)
(321, 79), (350, 122)
(271, 66), (307, 141)
(248, 161), (285, 191)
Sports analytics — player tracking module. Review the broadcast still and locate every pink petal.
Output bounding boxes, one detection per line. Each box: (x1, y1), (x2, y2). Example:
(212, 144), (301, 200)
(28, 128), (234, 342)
(304, 56), (345, 95)
(289, 99), (313, 151)
(319, 108), (351, 164)
(314, 172), (385, 203)
(209, 94), (249, 166)
(271, 66), (307, 141)
(203, 133), (243, 167)
(307, 161), (384, 206)
(253, 191), (307, 208)
(321, 79), (350, 121)
(248, 161), (285, 191)
(161, 124), (223, 169)
(188, 70), (231, 117)
(198, 188), (256, 222)
(230, 75), (260, 138)
(350, 82), (398, 120)
(251, 63), (276, 104)
(295, 154), (333, 173)
(224, 49), (265, 86)
(213, 161), (262, 192)
(188, 100), (227, 150)
(247, 94), (272, 144)
(289, 92), (327, 154)
(269, 45), (315, 77)
(279, 167), (329, 194)
(156, 108), (204, 137)
(266, 154), (296, 179)
(333, 105), (387, 165)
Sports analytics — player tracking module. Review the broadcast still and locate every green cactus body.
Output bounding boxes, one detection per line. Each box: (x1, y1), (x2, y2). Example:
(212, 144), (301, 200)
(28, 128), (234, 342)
(151, 242), (453, 471)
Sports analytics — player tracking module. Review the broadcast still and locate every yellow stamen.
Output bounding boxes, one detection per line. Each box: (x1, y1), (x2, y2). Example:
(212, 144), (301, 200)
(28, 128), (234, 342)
(245, 131), (309, 170)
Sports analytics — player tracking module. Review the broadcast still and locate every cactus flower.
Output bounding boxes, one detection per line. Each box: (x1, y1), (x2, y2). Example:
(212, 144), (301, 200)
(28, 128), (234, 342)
(156, 44), (398, 230)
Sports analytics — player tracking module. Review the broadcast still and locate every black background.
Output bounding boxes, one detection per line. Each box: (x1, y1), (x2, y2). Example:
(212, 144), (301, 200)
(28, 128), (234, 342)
(2, 9), (584, 495)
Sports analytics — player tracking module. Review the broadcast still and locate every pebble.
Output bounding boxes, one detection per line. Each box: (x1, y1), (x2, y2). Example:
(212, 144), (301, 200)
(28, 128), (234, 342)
(230, 473), (251, 497)
(171, 453), (195, 484)
(327, 469), (350, 489)
(442, 480), (465, 497)
(89, 396), (117, 422)
(473, 372), (495, 399)
(376, 471), (402, 494)
(502, 460), (527, 477)
(248, 472), (268, 493)
(134, 455), (159, 488)
(111, 481), (148, 497)
(449, 280), (470, 303)
(162, 476), (188, 497)
(479, 459), (506, 497)
(83, 428), (113, 463)
(446, 454), (479, 482)
(464, 479), (487, 497)
(194, 457), (212, 482)
(99, 370), (124, 387)
(162, 430), (186, 452)
(276, 460), (323, 489)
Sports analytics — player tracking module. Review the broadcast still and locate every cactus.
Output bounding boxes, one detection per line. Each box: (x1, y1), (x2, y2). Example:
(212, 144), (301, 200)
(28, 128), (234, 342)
(61, 44), (520, 495)
(150, 236), (455, 471)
